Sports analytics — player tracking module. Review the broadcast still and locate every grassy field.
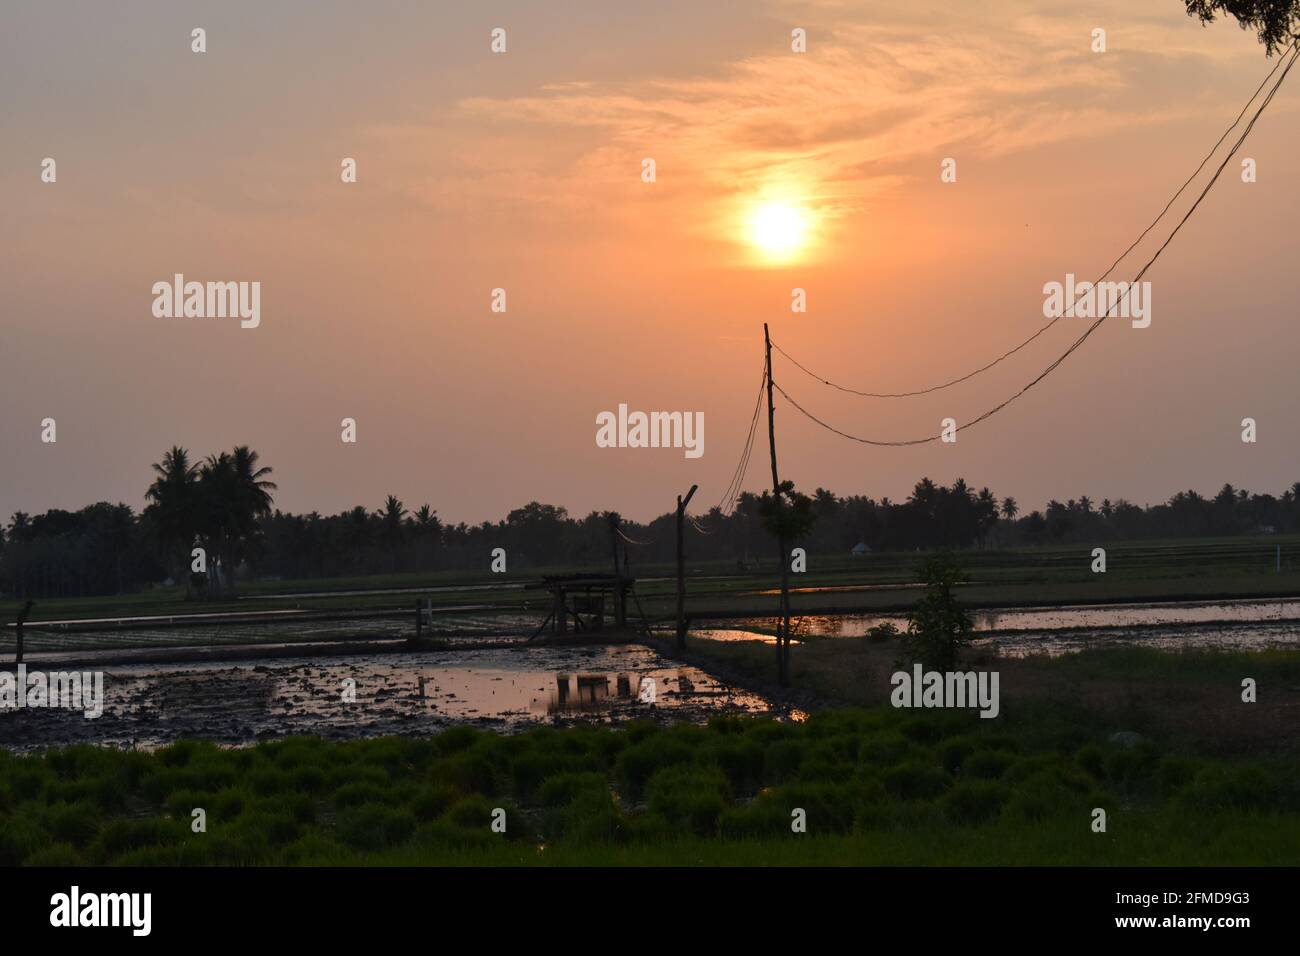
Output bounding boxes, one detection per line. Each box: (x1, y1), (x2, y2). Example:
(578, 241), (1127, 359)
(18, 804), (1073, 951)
(3, 661), (1298, 866)
(686, 636), (1300, 759)
(6, 534), (1300, 630)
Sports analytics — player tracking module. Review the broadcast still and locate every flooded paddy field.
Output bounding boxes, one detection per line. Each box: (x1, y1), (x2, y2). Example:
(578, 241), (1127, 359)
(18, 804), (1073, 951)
(4, 594), (1298, 753)
(691, 597), (1300, 656)
(0, 643), (772, 752)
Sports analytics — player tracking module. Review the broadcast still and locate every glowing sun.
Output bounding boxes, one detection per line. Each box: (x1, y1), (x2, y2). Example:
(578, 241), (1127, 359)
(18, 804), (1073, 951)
(748, 201), (810, 260)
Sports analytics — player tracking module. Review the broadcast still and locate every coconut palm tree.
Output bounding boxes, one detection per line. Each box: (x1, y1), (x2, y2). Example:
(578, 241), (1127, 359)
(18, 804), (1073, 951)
(228, 446), (277, 592)
(196, 452), (237, 595)
(378, 495), (407, 571)
(144, 446), (200, 596)
(194, 447), (276, 596)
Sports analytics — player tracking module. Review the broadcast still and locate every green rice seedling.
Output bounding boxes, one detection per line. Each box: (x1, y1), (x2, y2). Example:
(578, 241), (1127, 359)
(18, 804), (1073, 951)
(645, 764), (730, 836)
(882, 760), (951, 801)
(616, 735), (693, 800)
(334, 804), (417, 851)
(964, 750), (1015, 780)
(942, 780), (1010, 825)
(536, 771), (608, 808)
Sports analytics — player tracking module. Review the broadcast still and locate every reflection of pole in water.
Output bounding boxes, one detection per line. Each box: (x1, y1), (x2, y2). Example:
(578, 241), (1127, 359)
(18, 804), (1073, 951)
(576, 674), (608, 704)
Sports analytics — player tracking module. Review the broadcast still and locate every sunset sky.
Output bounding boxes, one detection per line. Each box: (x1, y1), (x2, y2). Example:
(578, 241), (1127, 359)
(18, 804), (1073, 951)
(3, 0), (1298, 526)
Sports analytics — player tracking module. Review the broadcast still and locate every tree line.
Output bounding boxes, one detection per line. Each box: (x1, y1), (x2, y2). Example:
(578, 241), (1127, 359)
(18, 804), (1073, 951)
(3, 445), (1300, 599)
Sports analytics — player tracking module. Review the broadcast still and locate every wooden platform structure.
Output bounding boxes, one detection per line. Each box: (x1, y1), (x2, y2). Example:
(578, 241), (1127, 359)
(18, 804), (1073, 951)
(526, 573), (639, 641)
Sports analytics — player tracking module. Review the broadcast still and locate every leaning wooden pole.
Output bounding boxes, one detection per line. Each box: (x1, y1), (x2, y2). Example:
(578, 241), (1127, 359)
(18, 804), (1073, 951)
(609, 514), (626, 627)
(15, 600), (33, 664)
(676, 484), (698, 649)
(764, 323), (791, 686)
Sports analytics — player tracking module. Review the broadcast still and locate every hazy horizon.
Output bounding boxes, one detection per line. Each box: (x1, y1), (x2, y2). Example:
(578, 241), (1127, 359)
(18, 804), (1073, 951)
(4, 0), (1298, 528)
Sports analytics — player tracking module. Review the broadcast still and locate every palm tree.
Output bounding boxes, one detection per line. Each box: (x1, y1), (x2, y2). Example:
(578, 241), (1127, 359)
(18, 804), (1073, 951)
(977, 487), (999, 547)
(144, 446), (199, 595)
(231, 446), (277, 521)
(1001, 497), (1019, 522)
(412, 504), (441, 569)
(229, 446), (277, 591)
(378, 495), (407, 571)
(195, 447), (276, 597)
(197, 452), (237, 595)
(7, 512), (32, 542)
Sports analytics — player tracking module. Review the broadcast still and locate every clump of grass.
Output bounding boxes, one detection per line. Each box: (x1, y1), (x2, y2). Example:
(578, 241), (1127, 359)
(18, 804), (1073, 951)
(942, 780), (1009, 825)
(336, 804), (416, 850)
(644, 765), (729, 836)
(882, 760), (951, 801)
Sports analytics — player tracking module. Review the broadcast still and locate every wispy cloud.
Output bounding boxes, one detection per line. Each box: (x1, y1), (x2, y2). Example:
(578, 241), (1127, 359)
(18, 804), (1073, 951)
(404, 0), (1263, 247)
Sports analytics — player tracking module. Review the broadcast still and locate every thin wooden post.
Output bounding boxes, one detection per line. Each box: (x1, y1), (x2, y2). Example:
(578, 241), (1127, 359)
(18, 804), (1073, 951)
(609, 514), (626, 627)
(414, 599), (423, 644)
(554, 584), (568, 635)
(15, 600), (33, 664)
(764, 323), (791, 687)
(676, 484), (698, 649)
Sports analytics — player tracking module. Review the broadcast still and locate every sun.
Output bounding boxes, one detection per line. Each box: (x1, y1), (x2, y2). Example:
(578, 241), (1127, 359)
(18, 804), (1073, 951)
(748, 201), (810, 260)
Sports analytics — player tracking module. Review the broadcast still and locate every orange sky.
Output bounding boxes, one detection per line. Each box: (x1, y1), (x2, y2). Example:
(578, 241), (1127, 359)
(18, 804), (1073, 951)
(3, 0), (1298, 525)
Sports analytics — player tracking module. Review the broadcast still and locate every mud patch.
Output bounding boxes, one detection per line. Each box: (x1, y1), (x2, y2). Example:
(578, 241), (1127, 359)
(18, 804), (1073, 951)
(0, 644), (773, 752)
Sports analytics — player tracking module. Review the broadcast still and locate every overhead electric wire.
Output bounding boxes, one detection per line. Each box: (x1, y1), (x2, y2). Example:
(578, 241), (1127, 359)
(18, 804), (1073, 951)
(688, 515), (713, 535)
(771, 44), (1296, 399)
(616, 527), (647, 547)
(773, 41), (1300, 447)
(715, 365), (767, 514)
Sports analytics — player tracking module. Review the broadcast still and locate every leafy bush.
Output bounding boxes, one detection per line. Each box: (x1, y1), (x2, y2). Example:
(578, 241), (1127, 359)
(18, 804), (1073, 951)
(898, 554), (973, 670)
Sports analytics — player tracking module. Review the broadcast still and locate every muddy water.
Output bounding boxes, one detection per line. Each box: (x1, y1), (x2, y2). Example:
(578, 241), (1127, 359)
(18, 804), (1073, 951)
(693, 597), (1300, 656)
(0, 644), (772, 752)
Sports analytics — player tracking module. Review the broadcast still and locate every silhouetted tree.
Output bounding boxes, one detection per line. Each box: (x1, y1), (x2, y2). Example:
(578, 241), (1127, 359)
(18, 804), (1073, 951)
(144, 446), (200, 595)
(1184, 1), (1300, 54)
(900, 553), (974, 671)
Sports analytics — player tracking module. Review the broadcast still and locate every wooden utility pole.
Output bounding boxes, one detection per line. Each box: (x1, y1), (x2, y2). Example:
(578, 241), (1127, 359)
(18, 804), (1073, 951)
(608, 513), (626, 627)
(676, 484), (698, 648)
(15, 600), (34, 664)
(764, 323), (792, 686)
